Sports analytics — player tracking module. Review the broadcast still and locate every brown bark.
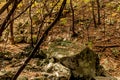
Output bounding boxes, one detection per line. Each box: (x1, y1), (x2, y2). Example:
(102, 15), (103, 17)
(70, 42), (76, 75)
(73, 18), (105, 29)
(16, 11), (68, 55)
(29, 3), (33, 47)
(9, 14), (15, 44)
(96, 0), (101, 25)
(0, 0), (14, 15)
(91, 1), (97, 28)
(70, 0), (78, 37)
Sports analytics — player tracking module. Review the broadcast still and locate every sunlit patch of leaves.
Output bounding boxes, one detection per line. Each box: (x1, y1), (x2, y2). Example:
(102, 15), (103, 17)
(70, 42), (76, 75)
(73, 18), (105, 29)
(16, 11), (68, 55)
(59, 18), (67, 26)
(105, 18), (116, 25)
(111, 48), (120, 57)
(51, 39), (71, 47)
(116, 5), (120, 12)
(83, 0), (91, 4)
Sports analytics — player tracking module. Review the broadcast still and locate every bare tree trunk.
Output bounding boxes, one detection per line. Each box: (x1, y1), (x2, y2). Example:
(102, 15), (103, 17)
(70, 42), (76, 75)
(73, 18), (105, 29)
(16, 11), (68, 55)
(9, 14), (15, 44)
(36, 0), (60, 43)
(70, 0), (78, 37)
(29, 2), (33, 47)
(96, 0), (101, 25)
(91, 0), (97, 28)
(6, 0), (15, 44)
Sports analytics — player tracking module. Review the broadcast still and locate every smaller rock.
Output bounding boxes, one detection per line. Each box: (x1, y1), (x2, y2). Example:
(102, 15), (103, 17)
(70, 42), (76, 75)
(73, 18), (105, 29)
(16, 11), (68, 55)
(30, 77), (44, 80)
(14, 35), (24, 43)
(0, 70), (13, 80)
(94, 76), (117, 80)
(42, 62), (71, 80)
(18, 76), (28, 80)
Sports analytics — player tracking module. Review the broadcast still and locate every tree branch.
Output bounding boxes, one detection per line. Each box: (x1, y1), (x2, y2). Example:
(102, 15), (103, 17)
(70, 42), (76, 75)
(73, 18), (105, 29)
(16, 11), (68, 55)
(5, 0), (35, 29)
(0, 0), (22, 36)
(12, 0), (67, 80)
(0, 0), (14, 15)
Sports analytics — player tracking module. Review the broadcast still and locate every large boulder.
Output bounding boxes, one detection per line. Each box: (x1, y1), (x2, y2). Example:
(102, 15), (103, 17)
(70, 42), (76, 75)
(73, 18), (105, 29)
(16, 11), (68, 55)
(58, 47), (109, 80)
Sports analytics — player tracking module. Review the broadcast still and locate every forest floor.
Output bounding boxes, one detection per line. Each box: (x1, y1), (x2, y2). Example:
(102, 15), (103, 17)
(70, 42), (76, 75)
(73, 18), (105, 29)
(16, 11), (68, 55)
(0, 23), (120, 79)
(0, 0), (120, 79)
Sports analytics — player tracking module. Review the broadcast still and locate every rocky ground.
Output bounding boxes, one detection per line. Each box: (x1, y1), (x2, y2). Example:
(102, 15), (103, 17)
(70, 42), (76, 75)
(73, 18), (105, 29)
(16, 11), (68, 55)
(0, 0), (120, 80)
(0, 39), (120, 80)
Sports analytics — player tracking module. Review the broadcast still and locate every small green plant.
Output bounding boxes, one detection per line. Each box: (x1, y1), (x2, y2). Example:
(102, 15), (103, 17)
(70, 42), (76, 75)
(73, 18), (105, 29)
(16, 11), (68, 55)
(86, 41), (93, 49)
(106, 2), (117, 9)
(26, 35), (37, 44)
(14, 35), (24, 43)
(60, 18), (67, 26)
(117, 5), (120, 12)
(112, 48), (119, 57)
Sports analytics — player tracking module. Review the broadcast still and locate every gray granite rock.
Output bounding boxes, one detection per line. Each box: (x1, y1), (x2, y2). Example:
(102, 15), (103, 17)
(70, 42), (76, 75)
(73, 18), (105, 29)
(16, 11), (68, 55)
(42, 62), (71, 80)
